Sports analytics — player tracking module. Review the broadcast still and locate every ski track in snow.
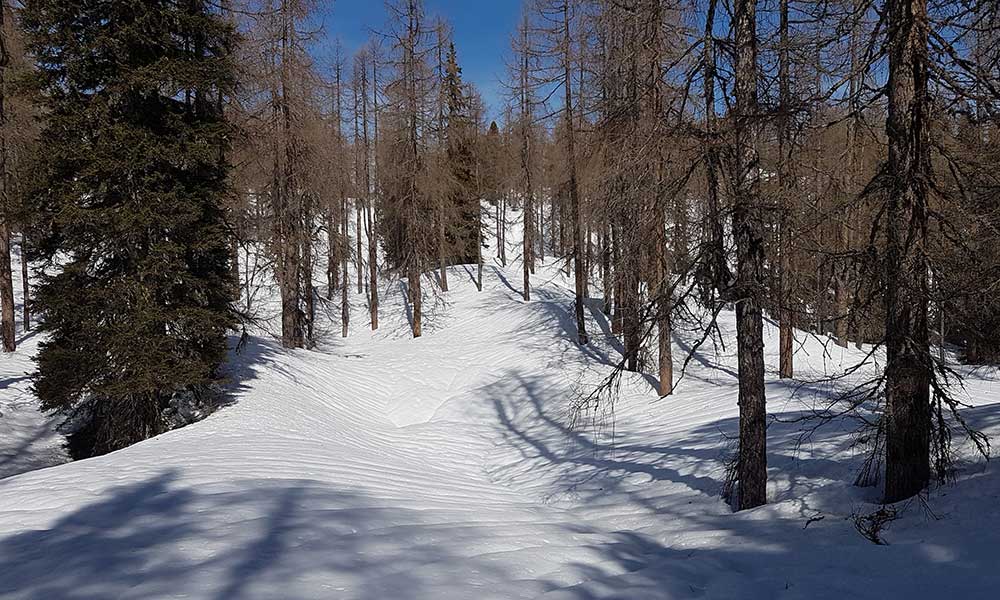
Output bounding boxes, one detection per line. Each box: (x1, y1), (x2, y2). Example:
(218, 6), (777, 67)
(1, 210), (1000, 599)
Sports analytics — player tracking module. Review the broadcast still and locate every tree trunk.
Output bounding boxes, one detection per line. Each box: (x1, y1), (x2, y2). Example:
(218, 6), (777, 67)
(341, 192), (350, 338)
(329, 60), (344, 301)
(0, 222), (13, 352)
(0, 4), (14, 352)
(611, 217), (623, 335)
(622, 242), (640, 371)
(302, 195), (314, 345)
(410, 262), (422, 338)
(648, 0), (671, 396)
(656, 205), (672, 396)
(537, 193), (545, 262)
(19, 233), (28, 331)
(327, 204), (338, 298)
(563, 0), (588, 346)
(702, 0), (728, 297)
(367, 55), (379, 331)
(436, 24), (448, 294)
(848, 1), (864, 351)
(883, 0), (931, 504)
(404, 0), (422, 338)
(277, 1), (303, 349)
(496, 200), (503, 265)
(520, 15), (533, 302)
(523, 187), (533, 301)
(601, 219), (612, 316)
(777, 0), (794, 377)
(356, 206), (363, 299)
(501, 195), (507, 266)
(476, 202), (484, 292)
(583, 221), (591, 299)
(733, 0), (767, 511)
(340, 58), (350, 340)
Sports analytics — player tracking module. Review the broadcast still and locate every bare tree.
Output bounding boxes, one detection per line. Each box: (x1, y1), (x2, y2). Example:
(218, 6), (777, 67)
(516, 12), (534, 302)
(732, 0), (768, 511)
(560, 0), (589, 345)
(882, 0), (932, 503)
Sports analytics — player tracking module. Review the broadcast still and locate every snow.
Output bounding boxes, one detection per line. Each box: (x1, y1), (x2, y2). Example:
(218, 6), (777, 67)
(0, 334), (66, 481)
(1, 209), (999, 599)
(0, 251), (68, 481)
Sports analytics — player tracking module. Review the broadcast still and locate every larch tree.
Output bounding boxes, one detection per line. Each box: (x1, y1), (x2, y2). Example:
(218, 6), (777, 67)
(513, 11), (535, 302)
(381, 0), (435, 338)
(881, 0), (933, 503)
(558, 0), (589, 346)
(356, 46), (379, 331)
(272, 0), (311, 349)
(776, 0), (795, 377)
(327, 48), (345, 302)
(731, 0), (768, 511)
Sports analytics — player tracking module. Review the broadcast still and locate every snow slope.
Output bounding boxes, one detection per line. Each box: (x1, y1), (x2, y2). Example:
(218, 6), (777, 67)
(0, 250), (68, 482)
(1, 209), (999, 599)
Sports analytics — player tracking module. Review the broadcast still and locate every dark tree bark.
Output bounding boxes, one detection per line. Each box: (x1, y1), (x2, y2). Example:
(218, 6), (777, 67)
(519, 14), (533, 302)
(356, 189), (363, 299)
(777, 0), (794, 378)
(0, 223), (13, 352)
(435, 24), (449, 293)
(701, 0), (727, 298)
(366, 51), (379, 330)
(277, 0), (304, 349)
(328, 59), (344, 300)
(341, 190), (350, 338)
(601, 219), (611, 316)
(611, 218), (623, 334)
(19, 233), (28, 331)
(563, 0), (588, 345)
(302, 193), (315, 345)
(883, 0), (932, 504)
(0, 3), (14, 352)
(404, 0), (422, 339)
(642, 0), (672, 396)
(656, 200), (672, 396)
(733, 0), (767, 511)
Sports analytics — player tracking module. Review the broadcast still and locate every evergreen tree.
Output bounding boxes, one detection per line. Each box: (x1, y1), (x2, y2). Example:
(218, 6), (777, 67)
(21, 0), (237, 458)
(443, 42), (477, 264)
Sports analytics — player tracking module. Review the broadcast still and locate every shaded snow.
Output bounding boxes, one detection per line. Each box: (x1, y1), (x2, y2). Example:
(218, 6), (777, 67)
(0, 249), (68, 481)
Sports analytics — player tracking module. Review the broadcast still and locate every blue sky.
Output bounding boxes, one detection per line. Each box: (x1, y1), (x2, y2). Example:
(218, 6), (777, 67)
(316, 1), (523, 121)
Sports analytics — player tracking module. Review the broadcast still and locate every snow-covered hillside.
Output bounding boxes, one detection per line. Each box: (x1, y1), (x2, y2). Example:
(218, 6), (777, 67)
(0, 251), (67, 482)
(1, 213), (999, 599)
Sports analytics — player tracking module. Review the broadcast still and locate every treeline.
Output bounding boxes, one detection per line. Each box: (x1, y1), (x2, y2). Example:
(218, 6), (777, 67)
(0, 0), (997, 511)
(497, 0), (1000, 509)
(226, 0), (494, 343)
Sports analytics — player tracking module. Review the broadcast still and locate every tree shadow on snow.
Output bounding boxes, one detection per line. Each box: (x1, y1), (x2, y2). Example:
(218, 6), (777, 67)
(0, 471), (531, 600)
(483, 371), (1000, 598)
(3, 402), (999, 598)
(217, 334), (288, 410)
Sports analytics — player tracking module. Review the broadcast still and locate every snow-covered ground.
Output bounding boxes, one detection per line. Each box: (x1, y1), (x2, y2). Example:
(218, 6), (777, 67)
(1, 210), (999, 599)
(0, 251), (68, 482)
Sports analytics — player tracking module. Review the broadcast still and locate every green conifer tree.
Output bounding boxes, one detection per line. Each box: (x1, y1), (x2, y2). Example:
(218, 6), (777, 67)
(443, 43), (478, 263)
(21, 0), (237, 458)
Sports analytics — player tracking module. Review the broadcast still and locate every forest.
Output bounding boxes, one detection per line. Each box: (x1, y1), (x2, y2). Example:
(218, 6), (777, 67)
(0, 0), (998, 598)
